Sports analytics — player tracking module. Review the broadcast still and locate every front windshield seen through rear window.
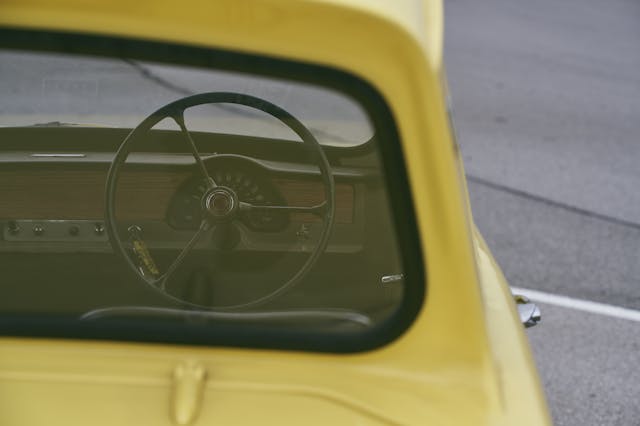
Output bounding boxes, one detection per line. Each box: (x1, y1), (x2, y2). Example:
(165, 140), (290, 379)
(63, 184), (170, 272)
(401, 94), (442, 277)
(0, 51), (373, 147)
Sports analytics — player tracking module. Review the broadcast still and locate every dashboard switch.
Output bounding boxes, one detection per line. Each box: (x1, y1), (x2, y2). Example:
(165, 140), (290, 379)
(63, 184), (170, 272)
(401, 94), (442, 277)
(4, 220), (108, 242)
(32, 224), (44, 236)
(94, 222), (105, 235)
(296, 224), (311, 240)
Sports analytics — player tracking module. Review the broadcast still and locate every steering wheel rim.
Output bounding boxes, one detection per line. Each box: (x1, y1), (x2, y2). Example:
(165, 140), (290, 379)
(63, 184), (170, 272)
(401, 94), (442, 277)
(105, 92), (335, 311)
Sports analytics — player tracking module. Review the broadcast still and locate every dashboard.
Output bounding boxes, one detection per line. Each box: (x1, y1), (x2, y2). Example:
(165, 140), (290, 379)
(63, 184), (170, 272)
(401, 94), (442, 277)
(0, 141), (368, 255)
(0, 127), (403, 321)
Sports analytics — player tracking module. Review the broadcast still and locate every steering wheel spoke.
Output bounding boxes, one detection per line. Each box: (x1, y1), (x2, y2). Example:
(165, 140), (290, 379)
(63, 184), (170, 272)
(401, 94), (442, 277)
(172, 113), (216, 189)
(152, 220), (211, 290)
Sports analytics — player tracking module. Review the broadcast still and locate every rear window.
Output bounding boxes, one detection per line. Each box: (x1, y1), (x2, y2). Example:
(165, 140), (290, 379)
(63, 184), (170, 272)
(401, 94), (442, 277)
(0, 31), (423, 352)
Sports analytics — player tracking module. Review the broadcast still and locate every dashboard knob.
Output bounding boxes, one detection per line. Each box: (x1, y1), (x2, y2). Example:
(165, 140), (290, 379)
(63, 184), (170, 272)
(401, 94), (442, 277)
(94, 222), (105, 235)
(7, 221), (20, 235)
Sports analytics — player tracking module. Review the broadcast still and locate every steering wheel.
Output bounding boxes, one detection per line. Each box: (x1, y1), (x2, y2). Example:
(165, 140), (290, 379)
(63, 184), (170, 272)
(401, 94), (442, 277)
(105, 92), (335, 310)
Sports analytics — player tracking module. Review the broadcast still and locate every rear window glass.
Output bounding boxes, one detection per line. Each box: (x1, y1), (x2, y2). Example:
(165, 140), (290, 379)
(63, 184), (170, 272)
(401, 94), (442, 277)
(0, 32), (423, 352)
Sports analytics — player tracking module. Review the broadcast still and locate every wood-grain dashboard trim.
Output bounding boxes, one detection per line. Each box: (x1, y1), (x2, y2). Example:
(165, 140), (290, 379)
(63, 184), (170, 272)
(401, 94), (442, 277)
(0, 170), (354, 223)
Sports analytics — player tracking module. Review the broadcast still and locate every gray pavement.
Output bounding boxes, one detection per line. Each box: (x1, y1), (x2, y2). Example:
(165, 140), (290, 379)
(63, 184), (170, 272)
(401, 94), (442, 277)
(469, 180), (640, 310)
(527, 304), (640, 426)
(446, 0), (640, 223)
(445, 0), (640, 424)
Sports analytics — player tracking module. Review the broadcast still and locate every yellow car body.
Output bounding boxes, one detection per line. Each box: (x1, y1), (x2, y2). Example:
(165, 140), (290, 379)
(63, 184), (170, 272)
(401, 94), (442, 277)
(0, 0), (551, 424)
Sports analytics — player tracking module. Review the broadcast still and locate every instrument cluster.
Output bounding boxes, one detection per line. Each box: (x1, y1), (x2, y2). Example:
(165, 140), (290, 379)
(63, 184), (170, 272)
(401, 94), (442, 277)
(166, 158), (290, 232)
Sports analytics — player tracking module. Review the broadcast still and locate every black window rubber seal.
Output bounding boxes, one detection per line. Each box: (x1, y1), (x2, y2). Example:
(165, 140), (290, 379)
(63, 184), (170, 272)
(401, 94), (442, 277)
(0, 28), (426, 354)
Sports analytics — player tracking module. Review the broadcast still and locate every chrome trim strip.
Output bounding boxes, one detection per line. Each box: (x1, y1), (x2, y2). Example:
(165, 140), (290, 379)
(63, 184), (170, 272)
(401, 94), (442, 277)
(31, 153), (86, 158)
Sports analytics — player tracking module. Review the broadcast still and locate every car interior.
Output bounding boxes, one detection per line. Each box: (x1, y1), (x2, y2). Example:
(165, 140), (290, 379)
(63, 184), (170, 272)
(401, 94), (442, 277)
(0, 40), (417, 349)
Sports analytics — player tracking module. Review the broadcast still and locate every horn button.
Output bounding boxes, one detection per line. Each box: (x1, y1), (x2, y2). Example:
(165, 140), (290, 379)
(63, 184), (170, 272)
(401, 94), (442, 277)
(203, 187), (238, 220)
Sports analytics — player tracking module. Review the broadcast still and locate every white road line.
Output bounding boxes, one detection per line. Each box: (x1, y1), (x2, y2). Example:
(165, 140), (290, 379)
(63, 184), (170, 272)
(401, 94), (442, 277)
(512, 287), (640, 323)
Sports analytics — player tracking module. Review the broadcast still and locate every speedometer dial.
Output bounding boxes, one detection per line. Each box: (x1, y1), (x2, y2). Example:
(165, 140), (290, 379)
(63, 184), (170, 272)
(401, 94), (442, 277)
(167, 159), (289, 232)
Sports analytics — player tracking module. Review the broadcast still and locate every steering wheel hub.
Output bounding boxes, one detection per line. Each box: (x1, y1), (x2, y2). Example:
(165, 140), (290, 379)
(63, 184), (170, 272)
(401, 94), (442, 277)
(203, 187), (237, 220)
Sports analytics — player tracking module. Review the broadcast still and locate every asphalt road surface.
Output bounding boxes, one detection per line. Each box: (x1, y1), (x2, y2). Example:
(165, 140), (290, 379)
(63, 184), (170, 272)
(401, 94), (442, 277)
(445, 0), (640, 424)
